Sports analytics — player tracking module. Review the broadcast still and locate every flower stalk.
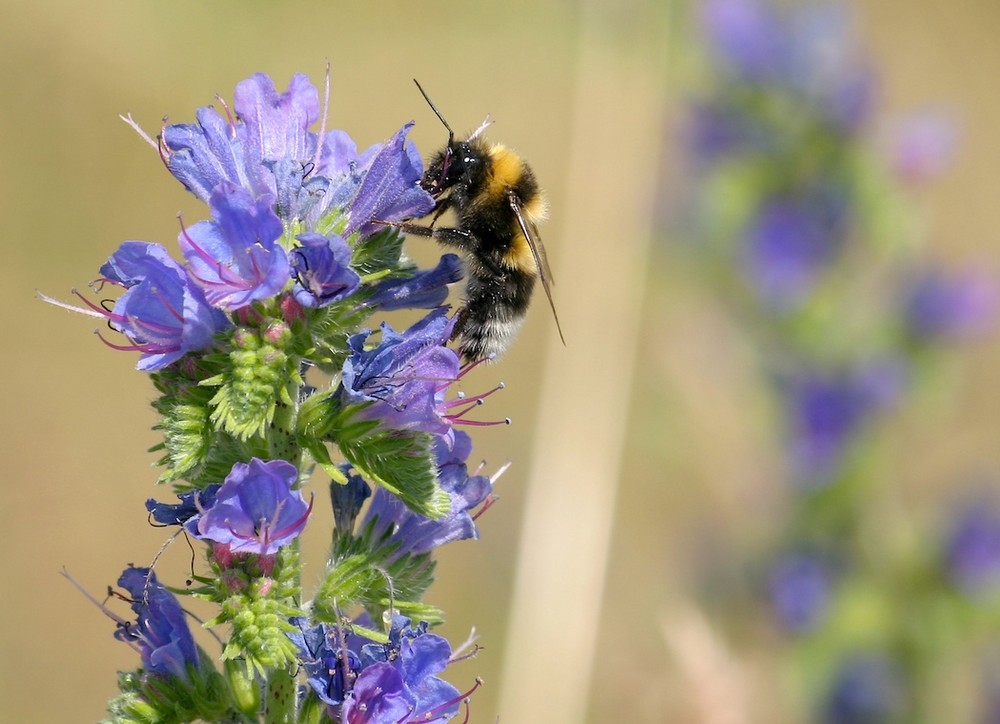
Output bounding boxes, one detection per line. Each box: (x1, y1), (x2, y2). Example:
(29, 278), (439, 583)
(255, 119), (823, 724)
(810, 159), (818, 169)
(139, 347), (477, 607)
(49, 70), (501, 723)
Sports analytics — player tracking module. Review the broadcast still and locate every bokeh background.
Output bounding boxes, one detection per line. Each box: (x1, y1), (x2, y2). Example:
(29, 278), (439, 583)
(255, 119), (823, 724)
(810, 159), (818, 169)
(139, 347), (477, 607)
(3, 0), (1000, 721)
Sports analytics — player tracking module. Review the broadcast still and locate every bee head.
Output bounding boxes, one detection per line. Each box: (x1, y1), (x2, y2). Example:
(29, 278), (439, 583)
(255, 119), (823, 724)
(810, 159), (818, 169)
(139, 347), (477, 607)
(422, 140), (483, 196)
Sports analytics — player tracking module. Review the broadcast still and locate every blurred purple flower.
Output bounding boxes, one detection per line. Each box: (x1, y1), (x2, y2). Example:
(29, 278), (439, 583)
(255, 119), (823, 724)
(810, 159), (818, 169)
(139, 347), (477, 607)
(822, 652), (906, 724)
(945, 496), (1000, 597)
(887, 109), (958, 185)
(188, 458), (312, 555)
(700, 0), (872, 132)
(179, 182), (289, 311)
(768, 551), (832, 632)
(781, 360), (903, 489)
(903, 266), (997, 342)
(114, 567), (199, 680)
(743, 188), (850, 309)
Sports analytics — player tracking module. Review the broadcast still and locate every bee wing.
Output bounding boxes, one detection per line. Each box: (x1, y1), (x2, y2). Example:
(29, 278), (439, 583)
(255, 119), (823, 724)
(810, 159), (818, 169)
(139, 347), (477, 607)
(508, 189), (566, 346)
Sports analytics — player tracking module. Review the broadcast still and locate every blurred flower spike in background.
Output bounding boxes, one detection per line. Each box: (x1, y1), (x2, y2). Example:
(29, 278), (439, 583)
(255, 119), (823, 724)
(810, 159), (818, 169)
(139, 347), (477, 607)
(669, 0), (1000, 720)
(47, 69), (499, 722)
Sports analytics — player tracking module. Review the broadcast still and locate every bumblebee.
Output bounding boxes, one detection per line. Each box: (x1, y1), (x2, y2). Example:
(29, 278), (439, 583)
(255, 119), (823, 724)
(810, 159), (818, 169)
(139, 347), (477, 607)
(392, 80), (564, 362)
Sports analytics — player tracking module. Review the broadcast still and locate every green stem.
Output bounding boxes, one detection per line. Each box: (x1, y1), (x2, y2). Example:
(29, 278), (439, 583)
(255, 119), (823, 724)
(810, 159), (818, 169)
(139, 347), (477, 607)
(263, 667), (297, 724)
(265, 369), (303, 723)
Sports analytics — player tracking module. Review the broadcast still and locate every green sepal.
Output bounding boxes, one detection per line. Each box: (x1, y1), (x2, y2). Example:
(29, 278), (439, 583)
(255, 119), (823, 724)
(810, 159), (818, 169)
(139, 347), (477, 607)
(104, 649), (241, 724)
(297, 691), (327, 724)
(339, 430), (450, 519)
(312, 521), (442, 626)
(223, 658), (261, 719)
(346, 225), (408, 277)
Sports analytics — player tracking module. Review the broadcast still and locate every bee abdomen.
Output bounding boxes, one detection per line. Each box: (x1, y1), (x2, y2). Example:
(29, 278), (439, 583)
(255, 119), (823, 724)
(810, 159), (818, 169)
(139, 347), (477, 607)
(455, 271), (535, 362)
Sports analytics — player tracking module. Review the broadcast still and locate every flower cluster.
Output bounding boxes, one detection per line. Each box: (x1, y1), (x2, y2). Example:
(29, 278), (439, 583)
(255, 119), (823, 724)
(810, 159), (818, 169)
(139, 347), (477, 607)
(671, 0), (998, 719)
(53, 71), (504, 723)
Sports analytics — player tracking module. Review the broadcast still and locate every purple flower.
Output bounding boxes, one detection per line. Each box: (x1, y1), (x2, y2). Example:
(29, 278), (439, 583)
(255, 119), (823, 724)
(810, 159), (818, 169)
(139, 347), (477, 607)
(289, 615), (467, 722)
(822, 652), (905, 724)
(163, 73), (364, 223)
(79, 241), (229, 370)
(887, 109), (957, 185)
(743, 189), (849, 310)
(187, 458), (312, 555)
(350, 616), (463, 723)
(700, 0), (873, 132)
(342, 123), (436, 238)
(700, 0), (788, 83)
(780, 360), (903, 489)
(366, 254), (464, 312)
(768, 551), (831, 632)
(945, 496), (1000, 597)
(903, 266), (997, 342)
(114, 567), (199, 680)
(146, 484), (221, 526)
(362, 431), (494, 557)
(339, 308), (461, 437)
(178, 182), (289, 311)
(290, 232), (361, 308)
(288, 617), (366, 706)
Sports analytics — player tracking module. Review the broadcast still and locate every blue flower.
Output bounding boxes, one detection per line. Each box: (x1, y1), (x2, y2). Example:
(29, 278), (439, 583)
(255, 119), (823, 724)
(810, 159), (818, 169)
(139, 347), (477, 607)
(114, 567), (199, 680)
(700, 0), (873, 132)
(160, 73), (436, 238)
(945, 495), (1000, 597)
(780, 360), (902, 489)
(366, 254), (464, 312)
(290, 232), (361, 308)
(145, 484), (221, 526)
(339, 308), (460, 437)
(289, 615), (466, 721)
(362, 431), (494, 556)
(768, 550), (832, 632)
(163, 73), (365, 224)
(288, 617), (366, 706)
(187, 458), (312, 555)
(350, 616), (463, 723)
(179, 182), (289, 311)
(92, 241), (230, 370)
(822, 652), (905, 724)
(342, 122), (435, 238)
(743, 189), (849, 310)
(903, 266), (997, 342)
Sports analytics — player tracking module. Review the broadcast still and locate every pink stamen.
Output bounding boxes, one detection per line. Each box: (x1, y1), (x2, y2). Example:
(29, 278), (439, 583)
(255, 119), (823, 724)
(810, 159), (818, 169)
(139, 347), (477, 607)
(215, 94), (237, 133)
(178, 222), (250, 289)
(270, 494), (315, 542)
(95, 329), (175, 355)
(413, 677), (483, 723)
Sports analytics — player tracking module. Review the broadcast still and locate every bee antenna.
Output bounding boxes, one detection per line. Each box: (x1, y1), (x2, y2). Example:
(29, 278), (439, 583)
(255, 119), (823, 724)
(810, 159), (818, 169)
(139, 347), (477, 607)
(413, 79), (454, 146)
